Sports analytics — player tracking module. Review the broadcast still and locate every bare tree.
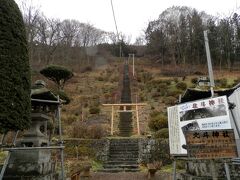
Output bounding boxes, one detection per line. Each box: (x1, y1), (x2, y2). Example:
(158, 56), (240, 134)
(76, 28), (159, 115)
(36, 16), (63, 64)
(18, 0), (41, 63)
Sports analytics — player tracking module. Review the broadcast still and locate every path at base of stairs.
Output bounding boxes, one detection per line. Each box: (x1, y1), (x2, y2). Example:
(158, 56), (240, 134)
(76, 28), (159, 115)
(89, 172), (172, 180)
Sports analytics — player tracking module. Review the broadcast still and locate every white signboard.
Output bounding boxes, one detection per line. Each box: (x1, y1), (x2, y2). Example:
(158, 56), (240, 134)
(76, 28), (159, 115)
(168, 95), (232, 155)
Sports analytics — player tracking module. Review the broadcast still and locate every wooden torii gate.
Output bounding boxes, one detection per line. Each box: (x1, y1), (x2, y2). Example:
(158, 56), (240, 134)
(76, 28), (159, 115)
(102, 103), (147, 136)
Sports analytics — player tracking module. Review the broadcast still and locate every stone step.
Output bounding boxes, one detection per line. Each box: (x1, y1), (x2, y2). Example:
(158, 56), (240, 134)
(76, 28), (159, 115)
(109, 145), (138, 150)
(109, 151), (138, 158)
(109, 146), (138, 151)
(105, 161), (138, 165)
(118, 134), (132, 137)
(109, 149), (138, 154)
(118, 130), (132, 132)
(118, 127), (132, 130)
(119, 134), (132, 137)
(109, 141), (138, 145)
(119, 122), (132, 125)
(99, 168), (140, 173)
(118, 121), (133, 123)
(103, 164), (139, 169)
(110, 141), (138, 145)
(108, 138), (138, 143)
(118, 128), (133, 130)
(108, 154), (139, 159)
(110, 143), (138, 146)
(108, 155), (138, 161)
(118, 131), (133, 134)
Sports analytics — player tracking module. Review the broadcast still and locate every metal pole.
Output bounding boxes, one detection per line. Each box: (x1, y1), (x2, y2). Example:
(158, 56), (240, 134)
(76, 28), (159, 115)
(120, 41), (122, 58)
(57, 96), (65, 180)
(224, 162), (231, 180)
(0, 152), (11, 180)
(228, 100), (240, 157)
(0, 133), (6, 145)
(204, 30), (215, 97)
(111, 105), (114, 135)
(210, 160), (218, 180)
(12, 131), (19, 146)
(172, 160), (176, 180)
(228, 101), (240, 138)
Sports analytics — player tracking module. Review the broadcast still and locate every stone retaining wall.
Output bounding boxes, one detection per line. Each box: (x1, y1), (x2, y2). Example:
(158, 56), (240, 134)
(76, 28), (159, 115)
(64, 138), (109, 162)
(139, 138), (171, 165)
(64, 138), (171, 165)
(184, 159), (240, 179)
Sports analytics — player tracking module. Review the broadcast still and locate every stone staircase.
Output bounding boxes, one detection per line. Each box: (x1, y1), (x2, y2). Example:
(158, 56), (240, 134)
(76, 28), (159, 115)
(118, 112), (133, 137)
(118, 64), (133, 137)
(102, 138), (139, 172)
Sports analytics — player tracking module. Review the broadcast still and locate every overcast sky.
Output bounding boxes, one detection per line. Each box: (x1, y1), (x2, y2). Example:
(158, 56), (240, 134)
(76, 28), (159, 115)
(16, 0), (240, 42)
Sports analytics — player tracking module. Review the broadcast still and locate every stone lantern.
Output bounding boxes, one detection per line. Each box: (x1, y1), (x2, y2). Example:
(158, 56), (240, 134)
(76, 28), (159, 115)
(4, 80), (60, 179)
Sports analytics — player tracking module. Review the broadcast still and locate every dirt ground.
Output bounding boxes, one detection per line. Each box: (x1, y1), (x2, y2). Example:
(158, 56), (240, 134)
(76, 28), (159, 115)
(80, 172), (173, 180)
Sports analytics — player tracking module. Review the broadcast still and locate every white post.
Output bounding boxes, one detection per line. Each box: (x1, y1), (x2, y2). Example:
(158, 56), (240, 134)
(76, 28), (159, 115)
(204, 30), (215, 97)
(136, 104), (140, 136)
(111, 105), (114, 135)
(133, 54), (135, 77)
(135, 94), (140, 135)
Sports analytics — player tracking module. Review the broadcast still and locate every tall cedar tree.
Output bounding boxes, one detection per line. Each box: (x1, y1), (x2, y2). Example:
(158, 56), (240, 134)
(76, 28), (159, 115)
(0, 0), (31, 132)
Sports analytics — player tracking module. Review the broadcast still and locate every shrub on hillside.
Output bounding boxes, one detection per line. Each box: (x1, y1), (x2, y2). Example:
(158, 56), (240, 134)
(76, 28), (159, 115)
(173, 77), (179, 83)
(70, 122), (88, 138)
(151, 92), (161, 99)
(148, 113), (168, 131)
(176, 82), (187, 90)
(232, 78), (240, 86)
(80, 66), (92, 73)
(161, 67), (188, 77)
(215, 78), (228, 88)
(89, 106), (100, 114)
(191, 77), (198, 85)
(70, 122), (108, 139)
(140, 72), (153, 83)
(166, 89), (182, 98)
(162, 96), (177, 105)
(97, 76), (104, 81)
(163, 79), (172, 85)
(154, 128), (169, 138)
(158, 83), (168, 90)
(87, 124), (108, 139)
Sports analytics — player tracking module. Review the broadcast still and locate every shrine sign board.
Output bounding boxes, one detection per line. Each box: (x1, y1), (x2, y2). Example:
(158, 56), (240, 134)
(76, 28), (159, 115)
(168, 96), (232, 155)
(185, 129), (237, 159)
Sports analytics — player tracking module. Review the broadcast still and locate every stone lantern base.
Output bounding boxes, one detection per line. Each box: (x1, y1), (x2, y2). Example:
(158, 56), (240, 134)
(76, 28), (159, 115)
(4, 113), (59, 179)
